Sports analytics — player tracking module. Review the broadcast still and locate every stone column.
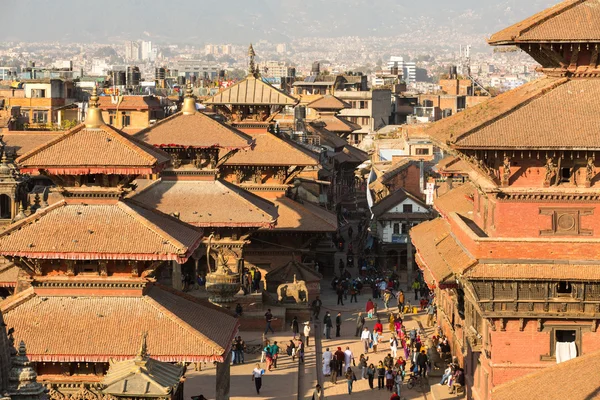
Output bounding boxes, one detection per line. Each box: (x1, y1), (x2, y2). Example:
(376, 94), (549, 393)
(406, 234), (414, 285)
(172, 261), (183, 291)
(215, 353), (231, 400)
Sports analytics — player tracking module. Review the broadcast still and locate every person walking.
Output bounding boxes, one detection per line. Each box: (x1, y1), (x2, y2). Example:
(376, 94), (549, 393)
(366, 363), (375, 389)
(366, 298), (375, 319)
(377, 361), (386, 390)
(324, 312), (333, 339)
(411, 279), (420, 301)
(372, 330), (380, 353)
(234, 336), (246, 364)
(310, 384), (323, 400)
(336, 285), (345, 306)
(361, 327), (371, 353)
(345, 367), (357, 395)
(252, 363), (265, 394)
(355, 312), (365, 337)
(390, 334), (398, 359)
(291, 316), (299, 339)
(271, 341), (280, 368)
(397, 290), (405, 314)
(311, 296), (322, 319)
(297, 338), (305, 363)
(322, 348), (332, 376)
(335, 347), (345, 376)
(394, 370), (403, 396)
(344, 346), (354, 372)
(335, 312), (342, 338)
(330, 356), (339, 384)
(264, 309), (275, 335)
(417, 350), (429, 377)
(350, 284), (358, 303)
(303, 322), (311, 347)
(427, 302), (436, 327)
(358, 354), (369, 379)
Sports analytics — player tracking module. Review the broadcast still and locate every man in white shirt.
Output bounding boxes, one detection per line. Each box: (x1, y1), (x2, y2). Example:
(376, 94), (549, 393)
(252, 363), (265, 394)
(360, 327), (371, 353)
(344, 346), (354, 371)
(303, 321), (311, 347)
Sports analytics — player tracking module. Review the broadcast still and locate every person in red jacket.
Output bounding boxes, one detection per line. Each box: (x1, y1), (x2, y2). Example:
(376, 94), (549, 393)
(374, 318), (383, 334)
(366, 299), (375, 319)
(390, 390), (400, 400)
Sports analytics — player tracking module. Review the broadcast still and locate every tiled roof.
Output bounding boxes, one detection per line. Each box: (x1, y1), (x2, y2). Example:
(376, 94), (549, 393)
(307, 95), (350, 110)
(2, 284), (239, 363)
(492, 349), (600, 400)
(423, 76), (600, 150)
(224, 132), (319, 166)
(203, 76), (298, 106)
(266, 260), (323, 283)
(97, 96), (163, 110)
(464, 262), (600, 281)
(489, 0), (600, 45)
(313, 115), (361, 133)
(0, 200), (203, 262)
(261, 195), (337, 232)
(131, 179), (277, 228)
(379, 159), (416, 184)
(433, 182), (475, 218)
(371, 188), (428, 218)
(17, 124), (170, 175)
(436, 156), (469, 175)
(411, 218), (476, 284)
(2, 132), (61, 157)
(0, 263), (18, 287)
(308, 124), (348, 149)
(134, 112), (253, 150)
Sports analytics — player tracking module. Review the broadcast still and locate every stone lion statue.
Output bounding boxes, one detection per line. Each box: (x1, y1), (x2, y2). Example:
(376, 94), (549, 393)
(277, 275), (308, 303)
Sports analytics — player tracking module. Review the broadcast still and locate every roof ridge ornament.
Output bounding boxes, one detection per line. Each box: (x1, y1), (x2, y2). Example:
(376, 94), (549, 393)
(248, 44), (259, 78)
(181, 84), (197, 115)
(85, 86), (106, 129)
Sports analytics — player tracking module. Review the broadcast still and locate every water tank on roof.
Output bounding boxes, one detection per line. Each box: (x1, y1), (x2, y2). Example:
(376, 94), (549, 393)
(127, 66), (141, 86)
(177, 76), (186, 85)
(115, 71), (126, 86)
(155, 67), (166, 80)
(294, 106), (306, 121)
(311, 62), (320, 76)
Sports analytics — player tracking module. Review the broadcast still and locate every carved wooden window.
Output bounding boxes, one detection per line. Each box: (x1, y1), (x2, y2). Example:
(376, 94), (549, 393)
(556, 282), (573, 296)
(77, 263), (98, 275)
(518, 282), (545, 300)
(473, 282), (491, 300)
(586, 284), (600, 300)
(539, 208), (593, 236)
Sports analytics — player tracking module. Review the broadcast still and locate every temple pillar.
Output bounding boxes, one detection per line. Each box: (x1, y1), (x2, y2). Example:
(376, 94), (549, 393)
(407, 235), (414, 285)
(172, 261), (183, 291)
(215, 353), (231, 400)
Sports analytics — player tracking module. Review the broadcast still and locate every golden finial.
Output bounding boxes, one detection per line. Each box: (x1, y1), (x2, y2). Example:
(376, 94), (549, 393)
(181, 83), (197, 115)
(85, 86), (105, 128)
(135, 332), (148, 364)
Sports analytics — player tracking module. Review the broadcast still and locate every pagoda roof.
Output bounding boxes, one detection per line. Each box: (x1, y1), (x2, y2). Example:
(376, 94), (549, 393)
(134, 112), (253, 150)
(492, 349), (600, 400)
(16, 123), (170, 175)
(411, 218), (476, 285)
(261, 195), (337, 232)
(331, 145), (369, 165)
(224, 132), (319, 166)
(0, 263), (18, 288)
(203, 76), (298, 106)
(489, 0), (600, 45)
(464, 262), (600, 281)
(433, 182), (475, 218)
(307, 95), (351, 110)
(2, 284), (239, 363)
(131, 179), (278, 229)
(0, 200), (202, 263)
(426, 76), (600, 150)
(313, 115), (361, 133)
(2, 132), (61, 157)
(103, 355), (184, 398)
(266, 260), (323, 283)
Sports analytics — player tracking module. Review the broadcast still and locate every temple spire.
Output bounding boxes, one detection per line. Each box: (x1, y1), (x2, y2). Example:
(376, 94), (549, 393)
(134, 332), (148, 365)
(181, 84), (197, 115)
(84, 86), (105, 129)
(248, 44), (257, 78)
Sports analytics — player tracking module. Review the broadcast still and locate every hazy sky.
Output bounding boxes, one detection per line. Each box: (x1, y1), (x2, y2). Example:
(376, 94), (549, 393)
(5, 0), (559, 43)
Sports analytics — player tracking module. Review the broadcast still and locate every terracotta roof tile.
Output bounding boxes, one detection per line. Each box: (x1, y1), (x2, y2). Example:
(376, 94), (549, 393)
(225, 132), (319, 166)
(492, 349), (600, 400)
(0, 200), (202, 262)
(434, 182), (475, 218)
(2, 132), (61, 156)
(17, 124), (170, 175)
(411, 218), (476, 284)
(436, 156), (469, 175)
(489, 0), (600, 45)
(313, 115), (361, 133)
(261, 195), (337, 232)
(132, 179), (277, 228)
(307, 95), (350, 110)
(454, 78), (600, 149)
(97, 96), (162, 110)
(425, 77), (566, 149)
(203, 76), (298, 106)
(2, 284), (239, 363)
(0, 263), (18, 287)
(135, 112), (253, 150)
(464, 262), (600, 281)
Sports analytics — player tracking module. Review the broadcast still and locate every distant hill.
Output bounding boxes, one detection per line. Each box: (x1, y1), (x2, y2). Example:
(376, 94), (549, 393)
(4, 0), (559, 44)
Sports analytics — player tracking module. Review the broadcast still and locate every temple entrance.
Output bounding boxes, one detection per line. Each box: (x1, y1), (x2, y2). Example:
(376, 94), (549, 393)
(0, 195), (11, 219)
(181, 258), (196, 291)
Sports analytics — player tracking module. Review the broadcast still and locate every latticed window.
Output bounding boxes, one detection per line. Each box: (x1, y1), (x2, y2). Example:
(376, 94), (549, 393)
(586, 284), (600, 300)
(473, 282), (491, 300)
(518, 282), (546, 300)
(494, 282), (514, 299)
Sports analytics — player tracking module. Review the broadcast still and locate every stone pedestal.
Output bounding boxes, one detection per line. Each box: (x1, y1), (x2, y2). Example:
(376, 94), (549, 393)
(172, 262), (183, 291)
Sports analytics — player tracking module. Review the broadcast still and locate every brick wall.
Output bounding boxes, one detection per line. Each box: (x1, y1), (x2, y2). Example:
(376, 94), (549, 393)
(386, 164), (424, 200)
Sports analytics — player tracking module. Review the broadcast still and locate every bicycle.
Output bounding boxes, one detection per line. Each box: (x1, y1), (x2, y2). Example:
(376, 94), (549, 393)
(406, 373), (426, 391)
